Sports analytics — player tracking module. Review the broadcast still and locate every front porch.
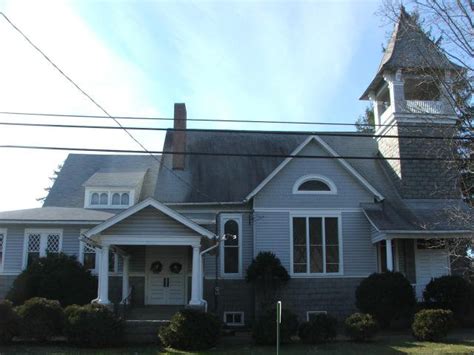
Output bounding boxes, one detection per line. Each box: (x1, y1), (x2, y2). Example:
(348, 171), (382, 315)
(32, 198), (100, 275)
(81, 198), (217, 312)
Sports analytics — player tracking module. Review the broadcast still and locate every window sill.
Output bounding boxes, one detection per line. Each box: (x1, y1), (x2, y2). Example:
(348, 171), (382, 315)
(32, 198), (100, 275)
(290, 273), (344, 278)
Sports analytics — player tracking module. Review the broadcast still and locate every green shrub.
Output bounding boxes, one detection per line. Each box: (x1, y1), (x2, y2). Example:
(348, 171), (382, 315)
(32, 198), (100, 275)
(355, 272), (416, 328)
(344, 313), (378, 342)
(423, 275), (473, 324)
(16, 297), (64, 341)
(252, 309), (298, 345)
(246, 252), (290, 308)
(412, 309), (454, 341)
(7, 253), (97, 306)
(0, 300), (21, 344)
(158, 309), (220, 350)
(64, 303), (124, 347)
(298, 313), (337, 344)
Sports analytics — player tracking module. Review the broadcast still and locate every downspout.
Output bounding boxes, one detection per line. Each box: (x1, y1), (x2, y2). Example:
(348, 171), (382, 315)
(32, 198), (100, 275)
(199, 238), (220, 312)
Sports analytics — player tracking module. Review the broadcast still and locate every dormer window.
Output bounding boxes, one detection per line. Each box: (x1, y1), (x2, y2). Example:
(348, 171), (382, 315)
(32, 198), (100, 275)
(293, 175), (337, 195)
(86, 190), (133, 209)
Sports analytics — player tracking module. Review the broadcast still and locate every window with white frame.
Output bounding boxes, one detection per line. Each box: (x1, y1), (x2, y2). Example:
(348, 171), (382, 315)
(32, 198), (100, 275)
(0, 229), (6, 272)
(79, 241), (97, 272)
(224, 312), (244, 326)
(292, 216), (341, 275)
(221, 215), (242, 276)
(293, 175), (337, 194)
(87, 190), (132, 208)
(24, 230), (62, 268)
(306, 310), (327, 321)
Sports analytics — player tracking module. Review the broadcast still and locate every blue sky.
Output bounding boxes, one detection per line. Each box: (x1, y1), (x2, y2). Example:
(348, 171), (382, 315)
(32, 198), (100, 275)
(0, 0), (389, 211)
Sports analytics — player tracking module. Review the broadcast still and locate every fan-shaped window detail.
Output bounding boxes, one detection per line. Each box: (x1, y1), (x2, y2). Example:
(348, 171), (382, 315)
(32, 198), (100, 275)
(293, 175), (337, 195)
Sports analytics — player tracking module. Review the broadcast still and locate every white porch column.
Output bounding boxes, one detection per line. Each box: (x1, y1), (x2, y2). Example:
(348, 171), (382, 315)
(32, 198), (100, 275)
(386, 239), (394, 271)
(98, 245), (110, 304)
(189, 245), (201, 306)
(122, 255), (130, 304)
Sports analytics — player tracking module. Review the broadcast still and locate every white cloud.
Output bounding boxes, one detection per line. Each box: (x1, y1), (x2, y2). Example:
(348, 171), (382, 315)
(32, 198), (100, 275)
(0, 0), (162, 211)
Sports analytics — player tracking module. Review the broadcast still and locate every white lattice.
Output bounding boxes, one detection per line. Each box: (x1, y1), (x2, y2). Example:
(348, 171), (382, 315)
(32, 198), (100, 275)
(46, 234), (60, 253)
(28, 234), (41, 252)
(83, 243), (95, 254)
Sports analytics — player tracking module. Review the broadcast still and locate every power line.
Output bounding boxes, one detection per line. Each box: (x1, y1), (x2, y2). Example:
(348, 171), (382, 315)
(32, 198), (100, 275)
(0, 110), (462, 129)
(0, 121), (471, 141)
(1, 144), (470, 162)
(0, 11), (219, 205)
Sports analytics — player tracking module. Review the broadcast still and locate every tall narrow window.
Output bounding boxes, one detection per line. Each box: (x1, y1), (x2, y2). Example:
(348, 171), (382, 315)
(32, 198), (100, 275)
(221, 215), (242, 276)
(99, 193), (108, 205)
(80, 242), (97, 271)
(27, 233), (41, 266)
(91, 193), (99, 205)
(120, 192), (130, 205)
(109, 251), (118, 273)
(292, 217), (341, 275)
(0, 230), (5, 271)
(112, 193), (120, 205)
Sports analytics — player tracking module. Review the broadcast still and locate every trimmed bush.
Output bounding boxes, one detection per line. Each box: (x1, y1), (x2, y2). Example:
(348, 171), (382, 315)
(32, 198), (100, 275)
(7, 253), (97, 306)
(344, 313), (378, 342)
(252, 309), (298, 345)
(423, 275), (473, 323)
(16, 297), (64, 341)
(412, 309), (454, 341)
(158, 309), (220, 350)
(0, 300), (21, 344)
(64, 303), (124, 347)
(298, 313), (337, 344)
(355, 272), (416, 328)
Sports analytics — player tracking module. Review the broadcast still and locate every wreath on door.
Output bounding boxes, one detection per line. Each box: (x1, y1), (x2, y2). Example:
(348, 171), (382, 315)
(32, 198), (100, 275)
(169, 262), (182, 274)
(150, 261), (163, 274)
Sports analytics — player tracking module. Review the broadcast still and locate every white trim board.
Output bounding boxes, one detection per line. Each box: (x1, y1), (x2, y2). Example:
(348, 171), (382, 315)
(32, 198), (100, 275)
(84, 197), (216, 240)
(244, 135), (384, 202)
(0, 228), (6, 272)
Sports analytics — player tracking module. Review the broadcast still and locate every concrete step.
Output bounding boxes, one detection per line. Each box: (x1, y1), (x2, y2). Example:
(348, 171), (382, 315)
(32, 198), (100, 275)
(124, 320), (169, 344)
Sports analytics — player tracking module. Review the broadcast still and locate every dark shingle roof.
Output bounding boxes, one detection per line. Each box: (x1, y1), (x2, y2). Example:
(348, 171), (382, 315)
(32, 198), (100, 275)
(361, 7), (462, 99)
(44, 154), (159, 208)
(154, 130), (399, 203)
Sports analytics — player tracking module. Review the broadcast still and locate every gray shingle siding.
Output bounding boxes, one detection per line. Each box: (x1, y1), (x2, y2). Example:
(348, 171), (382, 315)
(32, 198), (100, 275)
(101, 207), (198, 237)
(254, 142), (375, 209)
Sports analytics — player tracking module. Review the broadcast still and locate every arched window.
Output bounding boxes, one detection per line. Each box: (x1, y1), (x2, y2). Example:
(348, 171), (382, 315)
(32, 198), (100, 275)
(120, 192), (130, 206)
(293, 175), (337, 194)
(99, 193), (108, 205)
(221, 216), (241, 275)
(111, 193), (120, 205)
(90, 193), (99, 205)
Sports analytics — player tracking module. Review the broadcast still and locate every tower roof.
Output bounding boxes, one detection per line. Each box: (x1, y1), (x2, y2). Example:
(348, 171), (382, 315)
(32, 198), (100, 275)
(360, 7), (462, 100)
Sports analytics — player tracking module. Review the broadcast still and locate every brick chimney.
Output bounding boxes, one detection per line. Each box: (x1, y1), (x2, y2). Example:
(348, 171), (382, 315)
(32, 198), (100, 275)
(172, 103), (187, 170)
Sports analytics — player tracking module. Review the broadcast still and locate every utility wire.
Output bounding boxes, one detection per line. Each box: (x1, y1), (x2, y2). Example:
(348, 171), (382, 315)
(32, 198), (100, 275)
(0, 110), (463, 129)
(0, 121), (471, 141)
(1, 145), (470, 162)
(0, 11), (219, 204)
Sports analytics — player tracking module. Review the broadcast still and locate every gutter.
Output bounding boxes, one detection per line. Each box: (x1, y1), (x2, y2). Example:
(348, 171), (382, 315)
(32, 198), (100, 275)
(199, 237), (220, 312)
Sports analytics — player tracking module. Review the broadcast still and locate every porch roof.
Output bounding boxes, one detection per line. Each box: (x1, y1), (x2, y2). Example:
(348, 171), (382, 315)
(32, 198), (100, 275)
(363, 199), (473, 235)
(82, 197), (216, 240)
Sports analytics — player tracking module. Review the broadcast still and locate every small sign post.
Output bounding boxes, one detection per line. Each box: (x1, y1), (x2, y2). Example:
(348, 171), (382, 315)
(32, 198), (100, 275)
(276, 301), (282, 355)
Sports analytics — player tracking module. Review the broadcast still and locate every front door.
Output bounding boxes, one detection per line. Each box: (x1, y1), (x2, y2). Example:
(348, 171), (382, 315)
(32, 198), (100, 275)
(146, 246), (187, 305)
(414, 240), (450, 299)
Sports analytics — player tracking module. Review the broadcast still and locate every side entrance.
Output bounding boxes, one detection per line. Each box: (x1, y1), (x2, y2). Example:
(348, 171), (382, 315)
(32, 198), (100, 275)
(145, 246), (188, 305)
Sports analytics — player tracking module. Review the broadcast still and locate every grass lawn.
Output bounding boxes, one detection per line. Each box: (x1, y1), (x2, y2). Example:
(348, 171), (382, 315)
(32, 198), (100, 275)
(0, 331), (473, 354)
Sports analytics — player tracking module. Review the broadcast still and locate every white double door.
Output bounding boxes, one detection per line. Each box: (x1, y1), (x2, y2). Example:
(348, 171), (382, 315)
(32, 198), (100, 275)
(146, 246), (187, 305)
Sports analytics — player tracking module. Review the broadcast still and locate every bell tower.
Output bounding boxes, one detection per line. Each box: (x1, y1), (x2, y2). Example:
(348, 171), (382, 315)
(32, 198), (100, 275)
(360, 7), (462, 199)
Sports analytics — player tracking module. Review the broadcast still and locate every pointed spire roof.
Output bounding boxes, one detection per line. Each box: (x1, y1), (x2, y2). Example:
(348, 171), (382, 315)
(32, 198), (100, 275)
(360, 7), (462, 100)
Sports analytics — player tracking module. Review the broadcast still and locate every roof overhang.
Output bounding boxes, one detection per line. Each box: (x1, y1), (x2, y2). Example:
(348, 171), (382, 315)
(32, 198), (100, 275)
(83, 197), (216, 239)
(244, 135), (385, 202)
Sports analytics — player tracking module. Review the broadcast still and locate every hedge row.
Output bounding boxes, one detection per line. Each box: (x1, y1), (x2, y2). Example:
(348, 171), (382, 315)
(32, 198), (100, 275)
(0, 298), (123, 347)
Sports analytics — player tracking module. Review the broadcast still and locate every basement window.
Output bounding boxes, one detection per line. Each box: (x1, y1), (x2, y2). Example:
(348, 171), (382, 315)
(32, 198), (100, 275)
(224, 312), (244, 326)
(306, 310), (327, 321)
